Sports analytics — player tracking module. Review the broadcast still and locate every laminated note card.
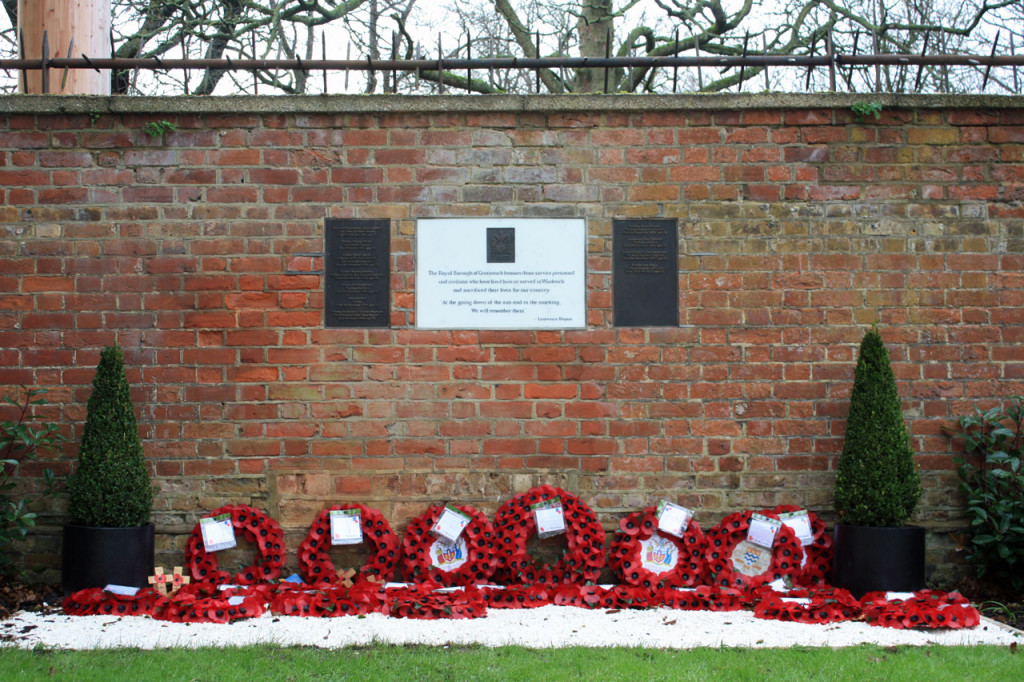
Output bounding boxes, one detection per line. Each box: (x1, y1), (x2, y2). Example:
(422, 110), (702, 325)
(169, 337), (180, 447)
(779, 510), (814, 544)
(330, 509), (363, 546)
(532, 497), (566, 539)
(200, 514), (236, 552)
(746, 513), (782, 549)
(431, 505), (472, 543)
(655, 500), (693, 538)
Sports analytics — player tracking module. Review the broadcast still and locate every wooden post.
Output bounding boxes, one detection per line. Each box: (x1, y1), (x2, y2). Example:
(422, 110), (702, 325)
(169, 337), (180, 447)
(18, 0), (111, 94)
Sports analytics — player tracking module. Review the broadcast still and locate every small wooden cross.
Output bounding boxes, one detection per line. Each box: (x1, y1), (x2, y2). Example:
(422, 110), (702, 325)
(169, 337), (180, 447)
(148, 567), (169, 595)
(337, 568), (356, 587)
(149, 566), (190, 596)
(170, 566), (190, 593)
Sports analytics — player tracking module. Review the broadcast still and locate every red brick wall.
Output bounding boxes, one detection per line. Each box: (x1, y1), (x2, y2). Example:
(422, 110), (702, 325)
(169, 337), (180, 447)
(2, 95), (1022, 583)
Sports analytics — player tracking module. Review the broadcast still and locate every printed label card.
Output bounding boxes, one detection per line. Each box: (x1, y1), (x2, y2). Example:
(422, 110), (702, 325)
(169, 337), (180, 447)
(330, 509), (363, 545)
(885, 591), (917, 601)
(104, 585), (140, 597)
(532, 497), (566, 538)
(779, 510), (815, 544)
(431, 504), (472, 543)
(746, 513), (782, 549)
(200, 513), (237, 552)
(655, 500), (693, 538)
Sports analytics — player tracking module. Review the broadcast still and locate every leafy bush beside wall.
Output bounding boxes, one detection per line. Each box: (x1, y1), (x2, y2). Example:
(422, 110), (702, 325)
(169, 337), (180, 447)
(949, 396), (1024, 594)
(67, 346), (156, 528)
(833, 327), (922, 527)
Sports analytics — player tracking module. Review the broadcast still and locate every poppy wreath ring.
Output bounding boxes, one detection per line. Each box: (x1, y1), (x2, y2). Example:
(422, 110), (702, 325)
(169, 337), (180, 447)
(767, 504), (832, 586)
(753, 585), (862, 624)
(297, 503), (401, 584)
(860, 590), (982, 629)
(609, 506), (707, 590)
(400, 504), (496, 586)
(492, 485), (605, 585)
(704, 509), (803, 590)
(185, 504), (286, 584)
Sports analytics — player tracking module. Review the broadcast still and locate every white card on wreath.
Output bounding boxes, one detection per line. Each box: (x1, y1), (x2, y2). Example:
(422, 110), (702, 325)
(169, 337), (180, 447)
(330, 509), (363, 545)
(746, 513), (782, 548)
(779, 510), (815, 544)
(655, 500), (693, 538)
(104, 585), (140, 596)
(200, 514), (237, 552)
(532, 498), (566, 538)
(431, 504), (472, 543)
(885, 591), (916, 601)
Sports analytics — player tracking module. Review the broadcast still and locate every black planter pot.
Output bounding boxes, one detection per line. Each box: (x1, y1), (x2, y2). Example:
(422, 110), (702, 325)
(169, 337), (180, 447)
(832, 523), (925, 599)
(62, 523), (155, 596)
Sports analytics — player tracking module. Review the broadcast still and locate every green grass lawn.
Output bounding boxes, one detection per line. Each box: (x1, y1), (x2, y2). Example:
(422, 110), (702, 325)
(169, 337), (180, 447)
(0, 644), (1021, 681)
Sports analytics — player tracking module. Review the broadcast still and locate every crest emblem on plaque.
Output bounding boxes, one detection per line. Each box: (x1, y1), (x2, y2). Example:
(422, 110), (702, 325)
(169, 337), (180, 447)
(431, 536), (469, 571)
(487, 227), (516, 263)
(731, 540), (772, 576)
(639, 534), (677, 574)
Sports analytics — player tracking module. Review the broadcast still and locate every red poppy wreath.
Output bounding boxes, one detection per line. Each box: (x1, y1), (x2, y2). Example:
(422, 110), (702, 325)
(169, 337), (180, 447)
(184, 504), (286, 585)
(704, 509), (803, 591)
(400, 504), (496, 586)
(63, 587), (163, 617)
(156, 582), (268, 624)
(269, 581), (382, 618)
(380, 581), (488, 620)
(480, 583), (551, 609)
(860, 590), (981, 630)
(766, 504), (833, 586)
(492, 485), (605, 586)
(297, 503), (401, 585)
(659, 585), (745, 612)
(608, 507), (707, 590)
(753, 585), (862, 624)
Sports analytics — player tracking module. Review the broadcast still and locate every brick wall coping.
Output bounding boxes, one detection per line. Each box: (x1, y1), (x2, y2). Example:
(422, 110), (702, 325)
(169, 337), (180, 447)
(1, 93), (1022, 116)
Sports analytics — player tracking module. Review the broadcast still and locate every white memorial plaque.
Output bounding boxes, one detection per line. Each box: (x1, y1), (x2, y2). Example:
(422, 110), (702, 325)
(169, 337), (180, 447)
(415, 218), (587, 329)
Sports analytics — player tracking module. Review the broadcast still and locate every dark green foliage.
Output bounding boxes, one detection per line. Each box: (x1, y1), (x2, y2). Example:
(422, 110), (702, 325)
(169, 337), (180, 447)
(0, 387), (64, 576)
(833, 328), (921, 527)
(948, 396), (1024, 594)
(67, 346), (156, 528)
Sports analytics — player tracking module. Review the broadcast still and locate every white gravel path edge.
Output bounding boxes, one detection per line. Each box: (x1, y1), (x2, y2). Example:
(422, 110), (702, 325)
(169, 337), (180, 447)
(2, 606), (1021, 650)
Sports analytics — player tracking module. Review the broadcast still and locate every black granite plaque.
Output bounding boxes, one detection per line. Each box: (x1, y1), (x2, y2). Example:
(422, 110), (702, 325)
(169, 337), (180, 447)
(324, 219), (390, 328)
(613, 219), (679, 327)
(487, 227), (516, 263)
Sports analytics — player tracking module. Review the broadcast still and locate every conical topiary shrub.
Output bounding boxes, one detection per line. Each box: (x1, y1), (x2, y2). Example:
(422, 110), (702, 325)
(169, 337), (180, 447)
(67, 345), (156, 527)
(833, 327), (921, 527)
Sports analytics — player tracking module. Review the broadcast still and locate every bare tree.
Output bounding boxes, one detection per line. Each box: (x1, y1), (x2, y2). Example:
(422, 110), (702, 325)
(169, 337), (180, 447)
(411, 0), (1021, 94)
(1, 0), (1019, 94)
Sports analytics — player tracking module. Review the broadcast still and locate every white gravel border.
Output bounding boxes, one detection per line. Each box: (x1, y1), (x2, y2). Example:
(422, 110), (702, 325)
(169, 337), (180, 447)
(2, 606), (1020, 650)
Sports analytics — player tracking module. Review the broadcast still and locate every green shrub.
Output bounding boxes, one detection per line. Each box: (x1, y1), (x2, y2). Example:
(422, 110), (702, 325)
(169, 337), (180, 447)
(0, 387), (64, 576)
(947, 396), (1024, 593)
(67, 346), (156, 528)
(833, 327), (921, 526)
